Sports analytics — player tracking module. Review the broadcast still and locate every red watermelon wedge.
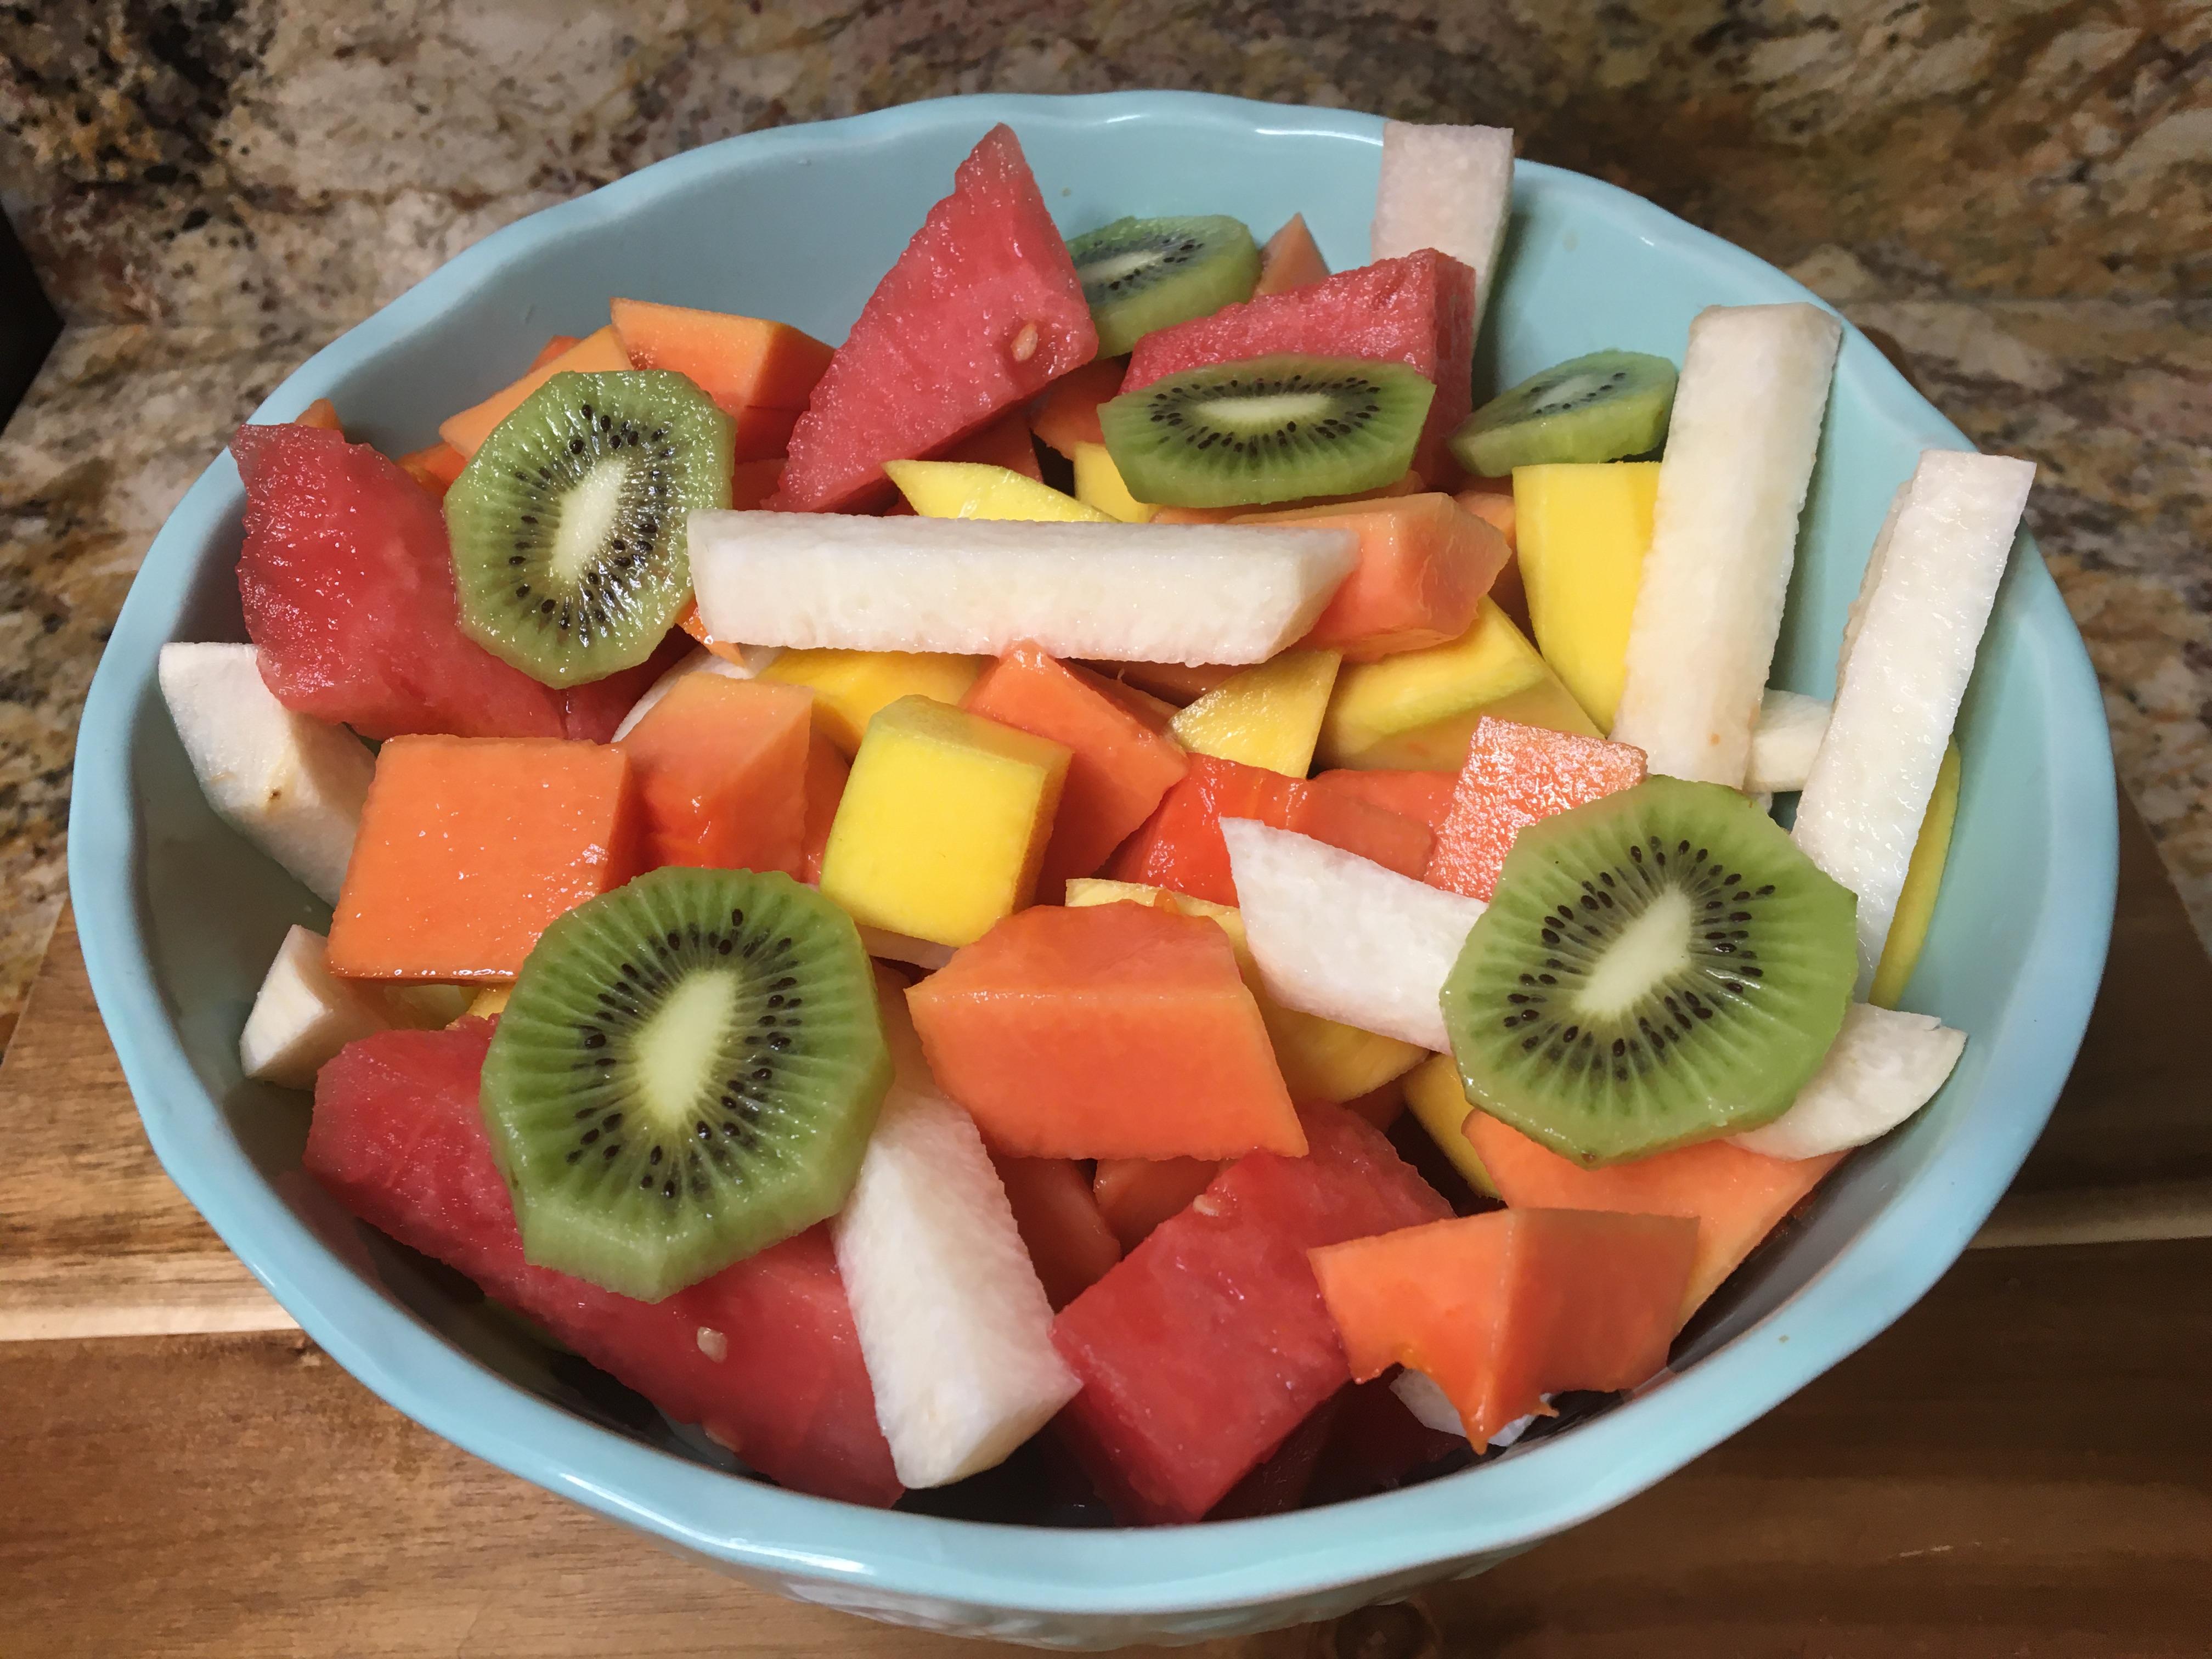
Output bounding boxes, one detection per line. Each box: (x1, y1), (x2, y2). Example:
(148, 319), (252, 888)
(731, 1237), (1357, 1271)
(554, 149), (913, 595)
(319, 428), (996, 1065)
(304, 1020), (903, 1508)
(1121, 251), (1476, 484)
(770, 125), (1097, 513)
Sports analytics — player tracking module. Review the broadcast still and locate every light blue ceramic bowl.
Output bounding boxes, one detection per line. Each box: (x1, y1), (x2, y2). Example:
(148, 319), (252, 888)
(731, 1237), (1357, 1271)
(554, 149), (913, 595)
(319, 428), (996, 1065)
(71, 92), (2114, 1647)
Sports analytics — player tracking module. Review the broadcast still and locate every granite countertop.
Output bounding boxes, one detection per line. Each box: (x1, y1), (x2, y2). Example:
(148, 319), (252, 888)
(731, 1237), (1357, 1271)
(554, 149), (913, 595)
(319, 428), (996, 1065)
(1, 2), (2207, 1043)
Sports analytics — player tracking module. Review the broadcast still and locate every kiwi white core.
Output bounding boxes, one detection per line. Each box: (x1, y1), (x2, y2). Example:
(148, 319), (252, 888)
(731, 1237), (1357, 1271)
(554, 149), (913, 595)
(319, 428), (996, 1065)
(551, 456), (631, 587)
(1575, 887), (1692, 1017)
(1200, 388), (1341, 433)
(631, 968), (739, 1127)
(1084, 247), (1164, 286)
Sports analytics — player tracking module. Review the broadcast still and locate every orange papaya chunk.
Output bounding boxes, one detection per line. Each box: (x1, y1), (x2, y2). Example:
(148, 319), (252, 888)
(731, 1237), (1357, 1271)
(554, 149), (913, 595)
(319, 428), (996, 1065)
(616, 674), (812, 874)
(1030, 356), (1129, 458)
(1307, 768), (1457, 836)
(989, 1152), (1123, 1310)
(1254, 213), (1330, 297)
(1091, 1156), (1221, 1252)
(608, 298), (833, 415)
(799, 729), (849, 885)
(438, 325), (631, 458)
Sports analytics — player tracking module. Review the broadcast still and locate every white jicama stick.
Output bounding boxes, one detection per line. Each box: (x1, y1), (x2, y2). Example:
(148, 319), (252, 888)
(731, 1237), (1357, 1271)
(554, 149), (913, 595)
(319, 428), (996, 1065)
(689, 512), (1356, 666)
(1220, 819), (1486, 1052)
(832, 977), (1078, 1488)
(856, 925), (955, 973)
(609, 642), (782, 742)
(1609, 304), (1843, 786)
(1370, 121), (1515, 333)
(158, 642), (373, 905)
(1390, 1370), (1541, 1449)
(1793, 449), (2033, 991)
(1730, 1002), (1966, 1160)
(1745, 689), (1832, 795)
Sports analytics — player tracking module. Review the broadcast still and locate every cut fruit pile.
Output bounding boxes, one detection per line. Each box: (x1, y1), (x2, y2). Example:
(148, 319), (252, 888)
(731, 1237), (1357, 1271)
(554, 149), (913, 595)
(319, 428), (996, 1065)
(170, 116), (2028, 1521)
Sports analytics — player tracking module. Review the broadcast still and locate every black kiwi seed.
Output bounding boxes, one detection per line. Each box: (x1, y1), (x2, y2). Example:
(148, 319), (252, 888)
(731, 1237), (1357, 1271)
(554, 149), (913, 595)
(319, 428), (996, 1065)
(479, 867), (892, 1301)
(444, 370), (735, 691)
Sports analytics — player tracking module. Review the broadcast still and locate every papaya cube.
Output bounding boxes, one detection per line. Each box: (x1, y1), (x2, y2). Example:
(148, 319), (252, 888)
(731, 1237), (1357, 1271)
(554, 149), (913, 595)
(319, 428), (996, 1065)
(799, 730), (849, 884)
(760, 648), (985, 756)
(616, 674), (813, 874)
(1254, 213), (1330, 297)
(963, 644), (1189, 887)
(1031, 357), (1128, 459)
(906, 901), (1303, 1160)
(821, 696), (1069, 947)
(989, 1153), (1123, 1311)
(1464, 1111), (1843, 1321)
(608, 298), (834, 415)
(1108, 753), (1434, 909)
(1049, 1103), (1450, 1523)
(1309, 1208), (1699, 1446)
(438, 325), (630, 458)
(1426, 715), (1649, 900)
(1167, 648), (1341, 777)
(1090, 1155), (1220, 1252)
(1237, 493), (1511, 662)
(1317, 597), (1600, 771)
(328, 736), (637, 981)
(1307, 768), (1458, 835)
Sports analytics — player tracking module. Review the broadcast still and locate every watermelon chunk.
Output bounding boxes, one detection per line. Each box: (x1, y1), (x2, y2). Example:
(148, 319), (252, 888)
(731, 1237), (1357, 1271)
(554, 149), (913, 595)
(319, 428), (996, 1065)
(771, 125), (1097, 513)
(1121, 251), (1475, 484)
(1050, 1102), (1450, 1524)
(1425, 715), (1649, 901)
(304, 1021), (902, 1507)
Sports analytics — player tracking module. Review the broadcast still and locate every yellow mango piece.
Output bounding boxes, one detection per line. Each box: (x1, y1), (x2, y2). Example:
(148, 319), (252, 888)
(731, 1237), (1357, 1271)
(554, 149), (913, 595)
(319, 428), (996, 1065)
(884, 460), (1112, 523)
(1869, 741), (1961, 1008)
(1402, 1054), (1499, 1197)
(1514, 461), (1660, 731)
(760, 648), (984, 756)
(459, 985), (511, 1023)
(1073, 441), (1157, 523)
(1169, 649), (1341, 777)
(1064, 877), (1423, 1102)
(822, 697), (1071, 948)
(1317, 597), (1599, 771)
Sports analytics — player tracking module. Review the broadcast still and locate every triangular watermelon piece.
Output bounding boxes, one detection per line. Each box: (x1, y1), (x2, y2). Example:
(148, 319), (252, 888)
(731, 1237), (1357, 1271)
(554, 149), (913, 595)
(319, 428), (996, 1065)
(1121, 251), (1476, 484)
(770, 125), (1097, 513)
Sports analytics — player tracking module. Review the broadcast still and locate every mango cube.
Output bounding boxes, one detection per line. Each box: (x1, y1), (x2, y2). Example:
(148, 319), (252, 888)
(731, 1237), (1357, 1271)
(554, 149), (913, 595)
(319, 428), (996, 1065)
(1317, 599), (1599, 771)
(1169, 648), (1342, 777)
(885, 460), (1112, 523)
(1402, 1053), (1499, 1197)
(1514, 462), (1660, 730)
(822, 696), (1071, 947)
(760, 648), (984, 755)
(1071, 441), (1157, 523)
(1868, 740), (1961, 1009)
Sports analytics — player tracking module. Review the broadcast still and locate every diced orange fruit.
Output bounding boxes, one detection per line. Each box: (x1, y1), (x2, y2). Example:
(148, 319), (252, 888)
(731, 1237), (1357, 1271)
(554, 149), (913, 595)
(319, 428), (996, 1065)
(799, 729), (849, 884)
(1462, 1111), (1844, 1321)
(438, 325), (631, 458)
(616, 675), (813, 874)
(1109, 753), (1434, 909)
(1233, 493), (1509, 661)
(1149, 471), (1423, 527)
(731, 456), (785, 509)
(527, 334), (584, 372)
(1091, 1156), (1221, 1252)
(907, 901), (1304, 1160)
(1311, 1208), (1699, 1444)
(608, 298), (834, 416)
(293, 398), (342, 432)
(397, 441), (466, 500)
(327, 736), (638, 981)
(729, 404), (802, 463)
(989, 1153), (1123, 1310)
(1454, 483), (1515, 549)
(1031, 357), (1130, 458)
(944, 410), (1044, 481)
(962, 644), (1190, 888)
(1254, 213), (1330, 297)
(1307, 768), (1457, 836)
(1426, 715), (1648, 901)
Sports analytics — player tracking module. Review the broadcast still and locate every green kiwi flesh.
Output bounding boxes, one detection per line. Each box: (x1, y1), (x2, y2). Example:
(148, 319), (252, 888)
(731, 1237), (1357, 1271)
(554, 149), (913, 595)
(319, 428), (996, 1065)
(1068, 215), (1262, 357)
(447, 370), (734, 689)
(1450, 349), (1678, 477)
(1098, 353), (1435, 508)
(482, 867), (890, 1301)
(1442, 777), (1857, 1166)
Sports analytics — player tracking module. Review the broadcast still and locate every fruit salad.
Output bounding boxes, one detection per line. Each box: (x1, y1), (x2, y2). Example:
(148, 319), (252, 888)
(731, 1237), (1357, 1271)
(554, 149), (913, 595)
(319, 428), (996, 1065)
(165, 117), (2032, 1523)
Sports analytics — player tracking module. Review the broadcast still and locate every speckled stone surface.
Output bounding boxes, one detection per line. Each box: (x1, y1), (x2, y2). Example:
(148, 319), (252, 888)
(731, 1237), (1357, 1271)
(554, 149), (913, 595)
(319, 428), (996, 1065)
(1, 0), (2207, 1034)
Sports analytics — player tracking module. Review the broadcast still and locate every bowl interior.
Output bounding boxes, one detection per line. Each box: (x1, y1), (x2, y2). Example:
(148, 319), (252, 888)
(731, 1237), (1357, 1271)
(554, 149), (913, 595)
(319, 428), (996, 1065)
(74, 93), (2114, 1622)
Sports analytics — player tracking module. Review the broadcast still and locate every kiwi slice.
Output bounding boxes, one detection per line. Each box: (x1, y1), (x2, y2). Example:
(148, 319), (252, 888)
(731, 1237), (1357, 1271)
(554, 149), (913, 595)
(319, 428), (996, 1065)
(1067, 215), (1262, 357)
(1098, 353), (1435, 509)
(1449, 349), (1678, 477)
(482, 866), (890, 1301)
(1441, 777), (1857, 1166)
(447, 370), (734, 689)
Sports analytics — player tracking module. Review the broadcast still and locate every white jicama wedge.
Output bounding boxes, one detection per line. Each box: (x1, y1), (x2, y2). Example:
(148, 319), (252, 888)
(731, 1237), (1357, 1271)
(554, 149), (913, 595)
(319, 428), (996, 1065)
(157, 641), (374, 904)
(608, 642), (783, 742)
(1370, 121), (1515, 332)
(1794, 449), (2031, 991)
(239, 925), (463, 1088)
(1390, 1370), (1541, 1450)
(688, 512), (1357, 666)
(1745, 689), (1832, 794)
(832, 975), (1079, 1488)
(1609, 304), (1843, 786)
(1221, 819), (1487, 1052)
(856, 925), (955, 974)
(1731, 1002), (1966, 1160)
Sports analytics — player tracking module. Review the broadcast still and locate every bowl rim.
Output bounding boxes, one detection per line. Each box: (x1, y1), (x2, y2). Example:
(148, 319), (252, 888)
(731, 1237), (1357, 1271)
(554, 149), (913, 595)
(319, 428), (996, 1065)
(70, 89), (2116, 1618)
